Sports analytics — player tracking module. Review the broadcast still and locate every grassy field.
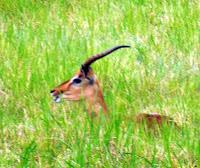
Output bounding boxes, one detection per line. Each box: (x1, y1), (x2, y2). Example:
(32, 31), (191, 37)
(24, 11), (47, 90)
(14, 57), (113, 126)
(0, 0), (200, 167)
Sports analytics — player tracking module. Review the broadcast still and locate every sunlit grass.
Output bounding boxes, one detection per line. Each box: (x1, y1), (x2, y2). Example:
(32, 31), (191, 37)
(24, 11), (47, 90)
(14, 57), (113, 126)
(0, 0), (199, 167)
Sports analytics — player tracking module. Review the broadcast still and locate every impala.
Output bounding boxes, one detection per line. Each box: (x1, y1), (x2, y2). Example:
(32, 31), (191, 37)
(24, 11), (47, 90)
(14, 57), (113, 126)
(50, 45), (177, 127)
(50, 45), (130, 116)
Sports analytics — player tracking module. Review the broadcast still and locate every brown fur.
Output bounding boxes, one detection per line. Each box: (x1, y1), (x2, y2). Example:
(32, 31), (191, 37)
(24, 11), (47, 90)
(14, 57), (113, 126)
(135, 113), (178, 129)
(51, 69), (107, 116)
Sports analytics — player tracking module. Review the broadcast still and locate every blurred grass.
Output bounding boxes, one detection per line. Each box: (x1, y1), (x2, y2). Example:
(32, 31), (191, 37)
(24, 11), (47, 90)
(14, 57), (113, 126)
(0, 0), (200, 167)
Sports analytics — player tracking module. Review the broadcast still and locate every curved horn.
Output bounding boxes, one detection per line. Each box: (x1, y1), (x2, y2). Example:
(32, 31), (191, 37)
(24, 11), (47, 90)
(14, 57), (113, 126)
(81, 45), (130, 74)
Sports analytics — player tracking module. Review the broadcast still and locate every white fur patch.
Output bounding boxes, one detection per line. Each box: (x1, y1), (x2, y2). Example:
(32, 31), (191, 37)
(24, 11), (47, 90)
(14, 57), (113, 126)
(53, 96), (61, 103)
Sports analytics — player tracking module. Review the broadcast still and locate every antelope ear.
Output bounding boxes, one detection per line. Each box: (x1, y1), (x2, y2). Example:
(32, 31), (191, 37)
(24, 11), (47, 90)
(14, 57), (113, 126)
(81, 64), (90, 77)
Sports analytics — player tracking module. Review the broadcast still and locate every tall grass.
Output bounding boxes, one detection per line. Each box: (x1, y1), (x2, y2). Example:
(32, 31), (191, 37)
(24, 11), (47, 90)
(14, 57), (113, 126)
(0, 0), (199, 167)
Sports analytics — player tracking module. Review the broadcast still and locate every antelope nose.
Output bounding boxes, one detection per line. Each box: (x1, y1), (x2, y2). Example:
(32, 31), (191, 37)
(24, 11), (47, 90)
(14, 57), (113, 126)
(50, 90), (55, 94)
(50, 90), (57, 96)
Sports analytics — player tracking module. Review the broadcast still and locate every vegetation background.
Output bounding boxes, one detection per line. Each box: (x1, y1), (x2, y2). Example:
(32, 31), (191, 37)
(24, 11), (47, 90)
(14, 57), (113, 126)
(0, 0), (199, 167)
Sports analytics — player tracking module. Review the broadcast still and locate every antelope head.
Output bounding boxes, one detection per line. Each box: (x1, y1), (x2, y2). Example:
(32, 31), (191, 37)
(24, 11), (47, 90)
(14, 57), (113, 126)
(50, 45), (130, 116)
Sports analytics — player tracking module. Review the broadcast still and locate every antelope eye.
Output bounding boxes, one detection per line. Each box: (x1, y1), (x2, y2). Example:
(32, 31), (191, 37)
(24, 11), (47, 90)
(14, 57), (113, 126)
(72, 78), (82, 84)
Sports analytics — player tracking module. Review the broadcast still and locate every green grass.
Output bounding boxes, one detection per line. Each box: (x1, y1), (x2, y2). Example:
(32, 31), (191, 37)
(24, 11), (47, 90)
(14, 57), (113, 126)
(0, 0), (200, 167)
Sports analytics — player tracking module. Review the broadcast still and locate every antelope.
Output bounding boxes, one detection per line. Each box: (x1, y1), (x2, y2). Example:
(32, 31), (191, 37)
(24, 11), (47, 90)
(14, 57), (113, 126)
(50, 45), (130, 116)
(50, 45), (178, 128)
